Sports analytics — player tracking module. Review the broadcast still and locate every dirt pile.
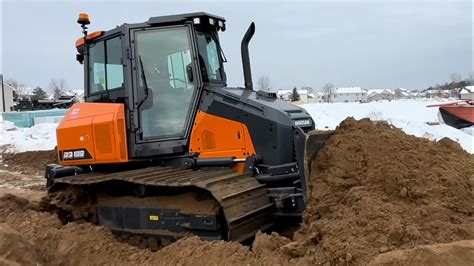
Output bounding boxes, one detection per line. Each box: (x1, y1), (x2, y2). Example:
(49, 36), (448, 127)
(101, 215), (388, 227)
(0, 193), (262, 265)
(293, 118), (474, 264)
(367, 240), (474, 266)
(1, 150), (57, 175)
(0, 223), (40, 265)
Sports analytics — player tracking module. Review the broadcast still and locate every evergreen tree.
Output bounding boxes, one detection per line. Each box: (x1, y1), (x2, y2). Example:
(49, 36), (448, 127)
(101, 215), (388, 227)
(32, 86), (48, 101)
(291, 87), (300, 102)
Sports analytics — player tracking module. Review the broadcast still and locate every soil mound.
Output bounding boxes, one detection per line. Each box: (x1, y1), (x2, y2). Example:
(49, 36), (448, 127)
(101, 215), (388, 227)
(0, 194), (259, 265)
(0, 193), (30, 212)
(155, 236), (259, 265)
(0, 223), (39, 265)
(2, 150), (57, 175)
(294, 117), (474, 264)
(368, 240), (474, 266)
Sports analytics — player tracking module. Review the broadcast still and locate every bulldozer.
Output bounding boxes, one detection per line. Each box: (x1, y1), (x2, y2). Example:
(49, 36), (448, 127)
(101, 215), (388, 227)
(45, 12), (327, 244)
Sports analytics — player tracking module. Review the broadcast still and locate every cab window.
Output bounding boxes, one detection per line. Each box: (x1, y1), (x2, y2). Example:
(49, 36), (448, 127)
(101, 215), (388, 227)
(196, 31), (223, 82)
(89, 36), (124, 94)
(167, 50), (193, 89)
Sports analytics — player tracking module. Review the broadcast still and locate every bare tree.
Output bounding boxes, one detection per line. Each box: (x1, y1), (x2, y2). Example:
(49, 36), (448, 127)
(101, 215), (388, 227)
(49, 78), (66, 100)
(322, 83), (335, 102)
(469, 72), (474, 85)
(256, 75), (271, 91)
(449, 73), (462, 83)
(6, 79), (27, 98)
(301, 86), (313, 94)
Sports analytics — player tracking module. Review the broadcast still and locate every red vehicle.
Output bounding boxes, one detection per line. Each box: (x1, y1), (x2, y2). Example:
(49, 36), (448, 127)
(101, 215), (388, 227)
(428, 100), (474, 129)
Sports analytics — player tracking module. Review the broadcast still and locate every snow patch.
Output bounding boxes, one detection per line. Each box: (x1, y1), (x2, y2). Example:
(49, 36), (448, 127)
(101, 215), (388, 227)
(302, 100), (473, 154)
(1, 120), (58, 153)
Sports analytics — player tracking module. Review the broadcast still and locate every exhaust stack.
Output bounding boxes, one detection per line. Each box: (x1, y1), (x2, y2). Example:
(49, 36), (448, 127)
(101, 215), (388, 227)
(241, 22), (255, 90)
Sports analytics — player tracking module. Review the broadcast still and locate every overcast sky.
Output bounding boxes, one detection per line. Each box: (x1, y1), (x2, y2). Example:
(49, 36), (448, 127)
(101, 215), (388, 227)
(1, 0), (472, 92)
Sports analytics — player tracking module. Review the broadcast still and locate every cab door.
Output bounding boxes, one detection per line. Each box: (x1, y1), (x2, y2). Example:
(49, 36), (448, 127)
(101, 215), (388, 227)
(132, 25), (199, 152)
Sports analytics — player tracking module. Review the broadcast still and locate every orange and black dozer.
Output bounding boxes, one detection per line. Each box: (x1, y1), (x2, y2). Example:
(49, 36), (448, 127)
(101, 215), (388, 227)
(46, 12), (325, 243)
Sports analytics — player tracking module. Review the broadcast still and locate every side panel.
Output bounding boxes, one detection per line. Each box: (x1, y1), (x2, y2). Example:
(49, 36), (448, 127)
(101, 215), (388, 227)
(190, 111), (256, 172)
(57, 103), (129, 166)
(189, 111), (256, 159)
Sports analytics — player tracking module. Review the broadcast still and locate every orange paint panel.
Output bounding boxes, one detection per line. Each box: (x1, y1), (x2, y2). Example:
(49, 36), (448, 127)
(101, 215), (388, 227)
(57, 116), (95, 164)
(190, 111), (256, 172)
(75, 31), (104, 47)
(57, 102), (128, 166)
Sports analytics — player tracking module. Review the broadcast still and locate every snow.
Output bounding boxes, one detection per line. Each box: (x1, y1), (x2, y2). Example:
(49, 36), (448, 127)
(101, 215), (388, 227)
(63, 89), (84, 97)
(335, 87), (365, 94)
(1, 120), (58, 153)
(277, 90), (292, 96)
(301, 99), (473, 154)
(460, 87), (472, 95)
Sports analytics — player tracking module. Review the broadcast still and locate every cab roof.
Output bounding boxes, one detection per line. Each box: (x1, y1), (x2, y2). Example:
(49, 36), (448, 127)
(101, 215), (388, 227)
(147, 12), (226, 25)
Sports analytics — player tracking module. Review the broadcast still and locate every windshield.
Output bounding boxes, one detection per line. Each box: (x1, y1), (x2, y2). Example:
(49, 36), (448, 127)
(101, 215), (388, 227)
(195, 30), (225, 82)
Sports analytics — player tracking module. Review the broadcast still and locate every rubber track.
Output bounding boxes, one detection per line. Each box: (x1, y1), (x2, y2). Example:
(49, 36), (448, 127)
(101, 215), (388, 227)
(53, 166), (274, 241)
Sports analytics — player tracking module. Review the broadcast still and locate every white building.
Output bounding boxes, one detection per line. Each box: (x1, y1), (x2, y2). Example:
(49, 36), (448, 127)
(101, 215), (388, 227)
(1, 81), (16, 112)
(307, 92), (324, 103)
(460, 86), (474, 100)
(63, 89), (85, 102)
(298, 89), (308, 102)
(330, 87), (367, 103)
(394, 88), (412, 99)
(277, 89), (292, 101)
(411, 91), (426, 98)
(367, 89), (394, 101)
(277, 89), (308, 103)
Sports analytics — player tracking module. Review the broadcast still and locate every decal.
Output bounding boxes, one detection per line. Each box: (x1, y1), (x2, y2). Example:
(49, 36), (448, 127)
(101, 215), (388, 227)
(60, 149), (92, 161)
(149, 215), (160, 221)
(294, 119), (311, 127)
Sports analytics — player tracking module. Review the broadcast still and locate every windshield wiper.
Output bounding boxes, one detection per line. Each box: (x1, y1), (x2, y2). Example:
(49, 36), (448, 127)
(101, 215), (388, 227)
(210, 30), (227, 63)
(137, 55), (149, 108)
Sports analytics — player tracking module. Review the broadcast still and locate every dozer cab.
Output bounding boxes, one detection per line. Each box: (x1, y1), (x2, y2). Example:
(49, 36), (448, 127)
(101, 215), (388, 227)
(45, 12), (326, 243)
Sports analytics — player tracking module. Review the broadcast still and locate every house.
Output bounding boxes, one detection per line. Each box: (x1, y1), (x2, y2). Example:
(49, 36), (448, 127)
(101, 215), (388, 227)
(307, 92), (324, 103)
(0, 79), (16, 111)
(394, 88), (412, 99)
(330, 87), (367, 103)
(411, 91), (426, 98)
(62, 89), (85, 102)
(367, 89), (394, 101)
(277, 89), (292, 101)
(277, 89), (309, 103)
(15, 87), (35, 100)
(298, 89), (308, 103)
(460, 86), (474, 100)
(424, 89), (439, 98)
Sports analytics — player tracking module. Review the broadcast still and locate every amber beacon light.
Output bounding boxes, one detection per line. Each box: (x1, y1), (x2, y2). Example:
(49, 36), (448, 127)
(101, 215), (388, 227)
(77, 13), (90, 26)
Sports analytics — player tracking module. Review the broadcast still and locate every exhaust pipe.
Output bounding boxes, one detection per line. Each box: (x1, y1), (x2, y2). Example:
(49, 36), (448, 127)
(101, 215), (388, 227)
(241, 22), (255, 91)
